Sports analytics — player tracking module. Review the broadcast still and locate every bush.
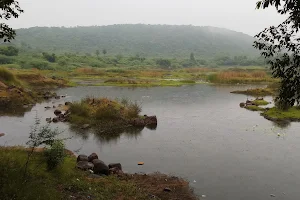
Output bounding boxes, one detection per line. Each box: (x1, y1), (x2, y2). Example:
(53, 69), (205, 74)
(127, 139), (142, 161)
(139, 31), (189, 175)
(42, 52), (56, 63)
(22, 60), (53, 70)
(44, 140), (66, 170)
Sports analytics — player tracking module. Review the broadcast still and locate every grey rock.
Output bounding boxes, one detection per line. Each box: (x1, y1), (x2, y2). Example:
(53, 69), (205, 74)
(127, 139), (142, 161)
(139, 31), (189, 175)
(108, 163), (122, 171)
(88, 153), (98, 162)
(92, 159), (104, 165)
(109, 167), (124, 175)
(52, 117), (59, 123)
(54, 109), (62, 116)
(76, 161), (94, 170)
(93, 159), (109, 175)
(77, 154), (88, 162)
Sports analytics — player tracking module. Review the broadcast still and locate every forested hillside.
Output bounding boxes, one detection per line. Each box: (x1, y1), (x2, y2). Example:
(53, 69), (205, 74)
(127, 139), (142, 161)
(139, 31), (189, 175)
(14, 24), (258, 58)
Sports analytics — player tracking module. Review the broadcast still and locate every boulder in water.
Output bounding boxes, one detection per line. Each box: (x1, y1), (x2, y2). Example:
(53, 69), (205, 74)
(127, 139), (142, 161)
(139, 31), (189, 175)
(77, 154), (88, 162)
(92, 159), (109, 175)
(108, 163), (122, 171)
(52, 117), (59, 123)
(88, 153), (98, 162)
(76, 161), (94, 170)
(54, 109), (62, 115)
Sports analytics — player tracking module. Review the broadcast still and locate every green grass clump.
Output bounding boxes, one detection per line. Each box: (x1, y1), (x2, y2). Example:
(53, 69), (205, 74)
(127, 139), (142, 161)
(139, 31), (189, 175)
(263, 107), (300, 120)
(68, 97), (142, 126)
(0, 147), (148, 200)
(69, 102), (90, 118)
(245, 105), (266, 111)
(253, 100), (269, 106)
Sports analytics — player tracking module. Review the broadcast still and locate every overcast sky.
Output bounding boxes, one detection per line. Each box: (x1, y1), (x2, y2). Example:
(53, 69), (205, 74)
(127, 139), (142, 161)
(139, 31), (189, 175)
(8, 0), (285, 36)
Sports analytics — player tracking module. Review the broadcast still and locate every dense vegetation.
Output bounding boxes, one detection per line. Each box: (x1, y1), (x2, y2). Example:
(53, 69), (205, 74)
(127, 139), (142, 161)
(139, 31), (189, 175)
(0, 49), (266, 72)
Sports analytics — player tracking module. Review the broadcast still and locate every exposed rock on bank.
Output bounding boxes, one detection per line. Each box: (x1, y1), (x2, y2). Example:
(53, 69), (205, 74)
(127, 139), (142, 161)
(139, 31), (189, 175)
(76, 153), (123, 176)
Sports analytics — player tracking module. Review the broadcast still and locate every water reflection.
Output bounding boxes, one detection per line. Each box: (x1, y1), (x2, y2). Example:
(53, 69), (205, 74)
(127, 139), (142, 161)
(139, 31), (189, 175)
(272, 120), (291, 129)
(69, 124), (146, 144)
(0, 105), (34, 117)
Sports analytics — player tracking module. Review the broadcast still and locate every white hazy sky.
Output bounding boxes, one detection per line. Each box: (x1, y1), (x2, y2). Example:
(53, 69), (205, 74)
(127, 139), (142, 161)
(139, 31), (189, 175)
(8, 0), (285, 36)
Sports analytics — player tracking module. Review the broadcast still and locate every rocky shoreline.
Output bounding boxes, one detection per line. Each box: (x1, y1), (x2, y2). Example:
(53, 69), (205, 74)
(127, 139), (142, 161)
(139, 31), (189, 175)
(76, 153), (123, 176)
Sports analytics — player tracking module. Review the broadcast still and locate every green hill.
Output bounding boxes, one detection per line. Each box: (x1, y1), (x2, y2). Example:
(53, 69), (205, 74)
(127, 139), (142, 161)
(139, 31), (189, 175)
(14, 24), (257, 58)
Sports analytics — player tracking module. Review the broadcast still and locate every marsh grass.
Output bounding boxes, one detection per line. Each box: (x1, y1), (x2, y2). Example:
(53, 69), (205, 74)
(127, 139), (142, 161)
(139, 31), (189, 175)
(0, 67), (21, 86)
(263, 107), (300, 120)
(208, 70), (273, 83)
(69, 97), (142, 126)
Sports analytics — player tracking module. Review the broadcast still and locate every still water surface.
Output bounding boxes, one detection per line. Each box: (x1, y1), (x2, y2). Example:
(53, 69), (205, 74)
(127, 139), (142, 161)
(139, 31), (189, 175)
(1, 85), (300, 200)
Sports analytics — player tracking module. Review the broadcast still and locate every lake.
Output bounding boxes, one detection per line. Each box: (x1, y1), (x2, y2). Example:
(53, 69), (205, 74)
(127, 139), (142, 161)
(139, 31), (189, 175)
(1, 84), (300, 200)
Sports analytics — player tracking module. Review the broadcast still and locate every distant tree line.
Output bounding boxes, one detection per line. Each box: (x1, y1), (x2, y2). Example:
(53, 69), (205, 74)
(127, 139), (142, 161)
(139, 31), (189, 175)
(0, 46), (266, 70)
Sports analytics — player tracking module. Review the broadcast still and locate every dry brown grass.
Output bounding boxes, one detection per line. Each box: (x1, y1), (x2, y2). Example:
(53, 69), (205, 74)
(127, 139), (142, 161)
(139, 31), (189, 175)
(120, 173), (198, 200)
(218, 71), (267, 79)
(209, 70), (272, 83)
(16, 73), (66, 87)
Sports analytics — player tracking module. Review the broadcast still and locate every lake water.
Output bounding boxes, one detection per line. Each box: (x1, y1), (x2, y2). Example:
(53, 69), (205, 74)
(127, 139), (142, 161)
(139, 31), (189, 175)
(1, 85), (300, 200)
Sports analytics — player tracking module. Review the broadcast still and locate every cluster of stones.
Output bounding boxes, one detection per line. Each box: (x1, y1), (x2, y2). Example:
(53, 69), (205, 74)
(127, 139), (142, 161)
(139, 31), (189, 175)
(46, 102), (72, 123)
(40, 91), (65, 100)
(76, 153), (123, 176)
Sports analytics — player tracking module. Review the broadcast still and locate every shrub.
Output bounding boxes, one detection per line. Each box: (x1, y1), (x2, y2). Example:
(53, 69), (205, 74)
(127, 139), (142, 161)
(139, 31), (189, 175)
(42, 52), (56, 63)
(22, 60), (53, 70)
(44, 140), (66, 170)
